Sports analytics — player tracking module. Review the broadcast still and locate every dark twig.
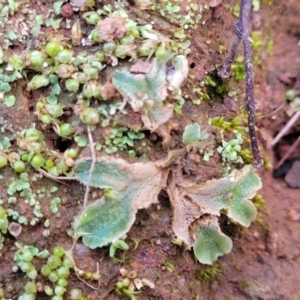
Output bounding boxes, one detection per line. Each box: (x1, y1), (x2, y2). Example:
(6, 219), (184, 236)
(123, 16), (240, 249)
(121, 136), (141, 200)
(218, 32), (241, 79)
(270, 110), (300, 147)
(275, 135), (300, 169)
(218, 0), (263, 168)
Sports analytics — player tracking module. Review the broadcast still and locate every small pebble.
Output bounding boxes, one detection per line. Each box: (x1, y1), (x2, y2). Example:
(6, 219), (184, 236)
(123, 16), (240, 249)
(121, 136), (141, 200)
(253, 231), (260, 239)
(42, 229), (50, 237)
(74, 243), (90, 256)
(257, 243), (265, 251)
(88, 294), (97, 300)
(285, 161), (300, 188)
(287, 209), (300, 221)
(210, 281), (219, 292)
(187, 152), (201, 162)
(141, 278), (155, 289)
(134, 278), (143, 290)
(272, 183), (282, 192)
(224, 96), (238, 112)
(266, 231), (278, 255)
(36, 282), (44, 292)
(8, 222), (22, 237)
(178, 277), (185, 287)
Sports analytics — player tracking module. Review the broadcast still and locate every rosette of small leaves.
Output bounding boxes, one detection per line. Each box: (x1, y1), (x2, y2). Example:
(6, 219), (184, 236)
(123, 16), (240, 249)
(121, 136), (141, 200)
(14, 243), (49, 299)
(16, 127), (71, 176)
(217, 130), (244, 164)
(40, 246), (74, 298)
(182, 123), (209, 145)
(7, 173), (31, 196)
(103, 127), (145, 154)
(14, 244), (45, 280)
(50, 197), (61, 214)
(112, 55), (186, 131)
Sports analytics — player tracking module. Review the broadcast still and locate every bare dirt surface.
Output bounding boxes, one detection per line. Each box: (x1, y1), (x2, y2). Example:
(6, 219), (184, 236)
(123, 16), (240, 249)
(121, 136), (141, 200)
(1, 1), (300, 300)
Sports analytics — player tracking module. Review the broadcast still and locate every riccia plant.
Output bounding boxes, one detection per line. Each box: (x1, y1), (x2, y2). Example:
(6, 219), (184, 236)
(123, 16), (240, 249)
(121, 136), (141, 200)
(112, 55), (188, 131)
(73, 156), (261, 264)
(73, 157), (165, 248)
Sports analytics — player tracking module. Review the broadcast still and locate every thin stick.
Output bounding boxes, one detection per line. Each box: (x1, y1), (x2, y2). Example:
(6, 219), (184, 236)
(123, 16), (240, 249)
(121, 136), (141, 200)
(242, 0), (262, 168)
(37, 168), (76, 186)
(83, 126), (96, 208)
(218, 33), (241, 79)
(219, 0), (263, 168)
(256, 102), (284, 119)
(64, 241), (101, 290)
(270, 110), (300, 147)
(275, 135), (300, 168)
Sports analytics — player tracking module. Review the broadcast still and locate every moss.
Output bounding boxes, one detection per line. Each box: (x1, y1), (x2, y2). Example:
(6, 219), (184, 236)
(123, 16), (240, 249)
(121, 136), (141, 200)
(263, 156), (273, 170)
(199, 262), (224, 284)
(203, 73), (231, 100)
(252, 194), (266, 211)
(240, 279), (251, 288)
(231, 56), (246, 81)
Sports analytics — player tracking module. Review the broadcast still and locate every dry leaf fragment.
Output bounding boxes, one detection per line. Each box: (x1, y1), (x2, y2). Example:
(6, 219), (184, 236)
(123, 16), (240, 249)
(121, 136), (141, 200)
(101, 82), (116, 100)
(71, 19), (82, 45)
(96, 15), (127, 42)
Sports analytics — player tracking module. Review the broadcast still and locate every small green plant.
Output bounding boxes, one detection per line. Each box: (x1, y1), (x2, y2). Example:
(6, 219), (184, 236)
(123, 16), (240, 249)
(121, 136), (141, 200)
(115, 268), (154, 300)
(112, 55), (188, 131)
(50, 197), (62, 214)
(39, 246), (81, 299)
(73, 157), (165, 249)
(109, 239), (129, 257)
(252, 194), (267, 223)
(5, 172), (45, 225)
(182, 123), (209, 145)
(14, 243), (47, 277)
(165, 261), (175, 272)
(13, 243), (49, 299)
(285, 88), (300, 116)
(193, 216), (233, 265)
(7, 172), (31, 196)
(217, 130), (244, 164)
(182, 123), (215, 160)
(103, 127), (145, 154)
(168, 164), (261, 264)
(0, 206), (8, 250)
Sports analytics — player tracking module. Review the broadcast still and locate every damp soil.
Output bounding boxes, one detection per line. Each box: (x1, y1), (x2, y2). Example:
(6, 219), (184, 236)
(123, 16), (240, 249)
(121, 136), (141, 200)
(1, 1), (300, 300)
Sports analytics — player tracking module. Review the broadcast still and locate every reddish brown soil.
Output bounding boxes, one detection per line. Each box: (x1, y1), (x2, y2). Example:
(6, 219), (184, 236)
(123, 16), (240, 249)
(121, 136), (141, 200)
(1, 1), (300, 300)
